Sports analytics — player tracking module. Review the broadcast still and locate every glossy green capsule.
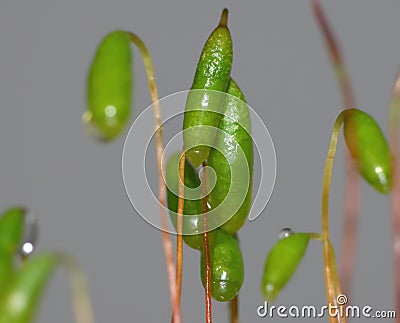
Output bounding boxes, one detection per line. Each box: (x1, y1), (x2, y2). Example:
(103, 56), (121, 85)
(343, 108), (392, 194)
(261, 233), (309, 302)
(166, 152), (215, 250)
(207, 79), (253, 234)
(183, 9), (233, 167)
(86, 30), (132, 141)
(200, 229), (244, 302)
(0, 254), (57, 323)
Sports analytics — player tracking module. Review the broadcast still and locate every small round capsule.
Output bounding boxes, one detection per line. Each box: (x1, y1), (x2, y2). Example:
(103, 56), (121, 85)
(261, 233), (309, 302)
(343, 108), (392, 194)
(86, 30), (132, 141)
(200, 229), (244, 302)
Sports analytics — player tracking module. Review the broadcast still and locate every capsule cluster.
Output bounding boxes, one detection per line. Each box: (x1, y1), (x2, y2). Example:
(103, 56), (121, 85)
(166, 9), (253, 302)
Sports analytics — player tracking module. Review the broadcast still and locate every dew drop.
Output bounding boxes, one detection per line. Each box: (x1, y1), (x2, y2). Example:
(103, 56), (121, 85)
(19, 211), (39, 257)
(278, 228), (293, 240)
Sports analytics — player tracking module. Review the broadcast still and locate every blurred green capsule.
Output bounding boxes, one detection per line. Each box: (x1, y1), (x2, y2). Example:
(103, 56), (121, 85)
(0, 207), (25, 297)
(201, 230), (244, 302)
(261, 233), (309, 302)
(0, 249), (14, 298)
(166, 152), (215, 250)
(85, 30), (132, 141)
(0, 207), (25, 255)
(0, 254), (57, 323)
(343, 108), (392, 194)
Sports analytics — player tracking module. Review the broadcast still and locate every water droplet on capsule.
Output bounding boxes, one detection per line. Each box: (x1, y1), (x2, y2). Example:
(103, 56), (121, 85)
(278, 228), (293, 240)
(19, 211), (39, 257)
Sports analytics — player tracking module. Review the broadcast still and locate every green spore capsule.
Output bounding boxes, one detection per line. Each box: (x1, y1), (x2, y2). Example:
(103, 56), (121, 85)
(200, 229), (244, 302)
(86, 30), (132, 141)
(207, 79), (253, 234)
(166, 153), (215, 250)
(183, 9), (233, 167)
(343, 108), (392, 194)
(0, 207), (25, 255)
(0, 208), (25, 297)
(0, 254), (57, 323)
(261, 233), (309, 302)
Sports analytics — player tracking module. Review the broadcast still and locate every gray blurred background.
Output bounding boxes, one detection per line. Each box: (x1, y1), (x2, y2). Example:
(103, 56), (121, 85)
(0, 0), (398, 322)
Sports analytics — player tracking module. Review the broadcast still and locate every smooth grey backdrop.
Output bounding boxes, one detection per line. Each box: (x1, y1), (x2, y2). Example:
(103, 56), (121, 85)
(0, 1), (398, 322)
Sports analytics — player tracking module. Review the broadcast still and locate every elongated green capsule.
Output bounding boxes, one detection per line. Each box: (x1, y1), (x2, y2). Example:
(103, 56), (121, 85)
(0, 254), (57, 323)
(343, 108), (392, 194)
(0, 207), (25, 254)
(261, 233), (309, 302)
(201, 229), (244, 302)
(207, 79), (253, 234)
(86, 30), (132, 141)
(183, 9), (233, 167)
(166, 153), (215, 250)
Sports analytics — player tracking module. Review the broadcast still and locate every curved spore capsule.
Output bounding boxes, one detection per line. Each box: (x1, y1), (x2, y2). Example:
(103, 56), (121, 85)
(200, 229), (244, 302)
(343, 108), (392, 194)
(183, 9), (233, 167)
(86, 30), (132, 141)
(261, 233), (309, 302)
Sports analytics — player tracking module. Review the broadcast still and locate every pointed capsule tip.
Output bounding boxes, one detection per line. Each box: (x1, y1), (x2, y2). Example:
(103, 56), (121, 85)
(219, 9), (229, 28)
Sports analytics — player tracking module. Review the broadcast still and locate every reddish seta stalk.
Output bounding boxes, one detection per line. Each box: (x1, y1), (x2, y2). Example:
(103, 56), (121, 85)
(201, 162), (213, 323)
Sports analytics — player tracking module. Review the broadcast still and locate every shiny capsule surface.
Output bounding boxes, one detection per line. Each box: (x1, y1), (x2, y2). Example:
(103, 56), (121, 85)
(183, 10), (233, 167)
(201, 229), (244, 302)
(86, 30), (132, 141)
(207, 79), (253, 234)
(261, 233), (309, 302)
(343, 108), (392, 194)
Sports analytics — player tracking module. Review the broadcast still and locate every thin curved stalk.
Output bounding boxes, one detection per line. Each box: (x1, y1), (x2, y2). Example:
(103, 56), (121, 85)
(321, 111), (346, 323)
(311, 0), (360, 299)
(389, 70), (400, 323)
(56, 253), (94, 323)
(201, 161), (213, 323)
(176, 151), (186, 307)
(128, 32), (182, 323)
